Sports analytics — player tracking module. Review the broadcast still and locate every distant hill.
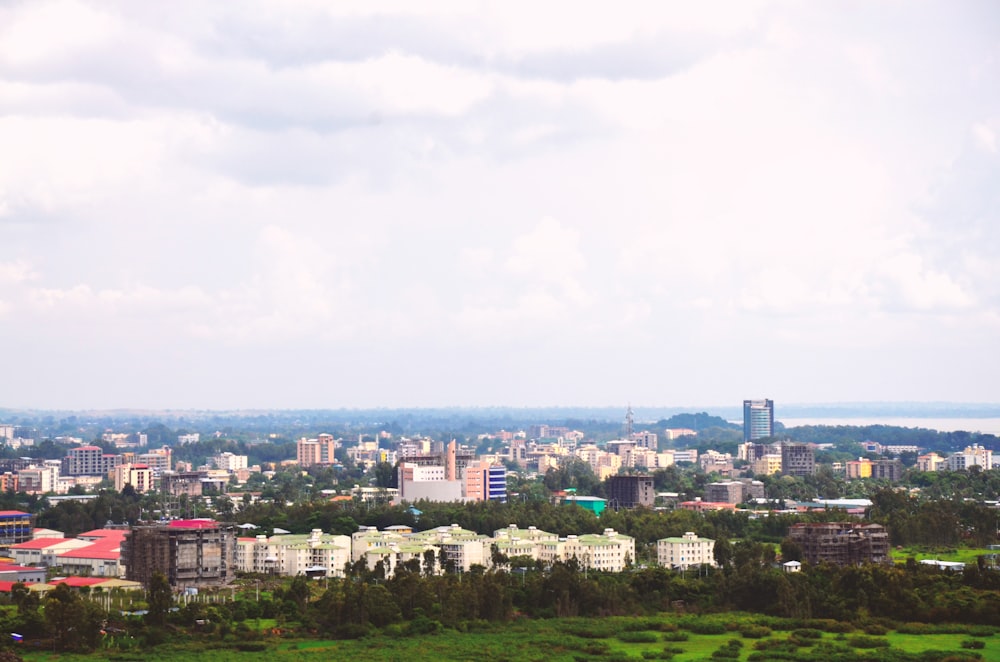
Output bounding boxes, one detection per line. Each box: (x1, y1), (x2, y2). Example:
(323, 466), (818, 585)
(656, 412), (739, 431)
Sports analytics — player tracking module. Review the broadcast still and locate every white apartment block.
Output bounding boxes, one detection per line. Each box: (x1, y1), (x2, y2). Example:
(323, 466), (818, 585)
(351, 526), (409, 562)
(946, 444), (993, 471)
(493, 524), (559, 544)
(408, 524), (490, 572)
(536, 529), (635, 572)
(213, 452), (249, 472)
(672, 449), (699, 464)
(177, 433), (200, 444)
(235, 530), (351, 577)
(658, 531), (716, 570)
(363, 541), (438, 576)
(17, 462), (61, 494)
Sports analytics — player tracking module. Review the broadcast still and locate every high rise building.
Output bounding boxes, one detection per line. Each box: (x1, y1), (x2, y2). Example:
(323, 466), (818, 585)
(781, 442), (816, 477)
(743, 399), (774, 442)
(606, 475), (655, 509)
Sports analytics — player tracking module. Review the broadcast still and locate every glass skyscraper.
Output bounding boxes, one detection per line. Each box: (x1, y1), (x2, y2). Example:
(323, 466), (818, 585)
(743, 399), (774, 441)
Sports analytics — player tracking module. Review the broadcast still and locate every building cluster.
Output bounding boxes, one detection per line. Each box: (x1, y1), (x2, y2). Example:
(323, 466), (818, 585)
(738, 440), (816, 477)
(498, 435), (698, 481)
(918, 445), (995, 472)
(121, 520), (639, 586)
(10, 528), (126, 577)
(844, 457), (904, 481)
(397, 440), (507, 503)
(0, 439), (254, 497)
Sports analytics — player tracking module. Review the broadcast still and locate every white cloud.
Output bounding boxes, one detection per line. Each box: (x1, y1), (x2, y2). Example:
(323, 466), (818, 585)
(972, 122), (997, 153)
(0, 1), (998, 407)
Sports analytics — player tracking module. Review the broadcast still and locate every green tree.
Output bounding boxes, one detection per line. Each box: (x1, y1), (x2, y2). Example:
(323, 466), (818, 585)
(146, 571), (172, 627)
(44, 583), (104, 652)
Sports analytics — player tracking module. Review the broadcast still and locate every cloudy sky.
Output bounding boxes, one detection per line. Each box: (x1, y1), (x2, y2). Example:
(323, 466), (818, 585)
(1, 1), (998, 410)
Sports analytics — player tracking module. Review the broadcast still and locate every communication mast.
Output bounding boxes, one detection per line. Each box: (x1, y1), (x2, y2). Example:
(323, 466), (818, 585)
(624, 404), (634, 439)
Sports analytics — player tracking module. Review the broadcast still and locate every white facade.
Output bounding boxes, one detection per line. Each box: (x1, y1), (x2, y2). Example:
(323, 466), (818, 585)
(946, 444), (993, 471)
(213, 452), (249, 472)
(235, 530), (350, 577)
(536, 529), (635, 572)
(657, 531), (716, 569)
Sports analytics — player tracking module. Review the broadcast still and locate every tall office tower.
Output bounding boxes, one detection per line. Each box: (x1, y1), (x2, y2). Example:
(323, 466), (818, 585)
(743, 399), (774, 442)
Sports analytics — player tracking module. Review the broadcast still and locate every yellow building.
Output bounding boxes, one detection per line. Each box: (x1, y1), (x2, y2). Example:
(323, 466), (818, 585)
(114, 463), (154, 493)
(846, 458), (872, 479)
(753, 454), (782, 476)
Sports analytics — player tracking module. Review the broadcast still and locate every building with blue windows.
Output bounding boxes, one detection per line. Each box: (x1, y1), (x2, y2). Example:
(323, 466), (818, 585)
(0, 510), (34, 549)
(487, 465), (507, 503)
(743, 399), (774, 442)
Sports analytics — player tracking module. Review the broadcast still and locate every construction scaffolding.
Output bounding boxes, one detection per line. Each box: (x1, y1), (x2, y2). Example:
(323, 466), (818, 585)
(788, 522), (890, 566)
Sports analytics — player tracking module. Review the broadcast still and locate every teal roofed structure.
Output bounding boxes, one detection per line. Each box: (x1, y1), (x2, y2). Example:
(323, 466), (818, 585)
(562, 495), (606, 516)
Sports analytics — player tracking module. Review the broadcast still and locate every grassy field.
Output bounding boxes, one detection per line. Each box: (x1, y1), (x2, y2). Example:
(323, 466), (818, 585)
(892, 544), (999, 565)
(20, 613), (1000, 661)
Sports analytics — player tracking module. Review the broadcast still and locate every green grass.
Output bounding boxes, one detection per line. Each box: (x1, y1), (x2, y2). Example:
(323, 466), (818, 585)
(892, 544), (997, 564)
(20, 613), (1000, 661)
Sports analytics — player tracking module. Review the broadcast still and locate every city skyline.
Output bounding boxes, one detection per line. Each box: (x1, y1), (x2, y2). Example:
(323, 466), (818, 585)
(1, 2), (999, 410)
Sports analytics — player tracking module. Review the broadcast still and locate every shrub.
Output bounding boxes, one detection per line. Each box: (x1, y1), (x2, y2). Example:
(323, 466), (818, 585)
(792, 628), (823, 639)
(806, 619), (853, 633)
(580, 641), (611, 656)
(405, 615), (443, 636)
(333, 623), (369, 640)
(618, 631), (658, 643)
(565, 626), (613, 639)
(681, 621), (727, 635)
(961, 639), (986, 650)
(623, 619), (665, 632)
(661, 631), (689, 642)
(847, 635), (891, 649)
(740, 625), (772, 639)
(863, 624), (889, 635)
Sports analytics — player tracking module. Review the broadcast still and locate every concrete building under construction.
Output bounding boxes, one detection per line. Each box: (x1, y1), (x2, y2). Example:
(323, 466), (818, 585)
(605, 475), (655, 509)
(787, 522), (890, 566)
(123, 519), (236, 588)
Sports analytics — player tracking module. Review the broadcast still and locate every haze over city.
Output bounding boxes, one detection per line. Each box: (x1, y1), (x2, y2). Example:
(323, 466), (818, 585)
(1, 2), (998, 410)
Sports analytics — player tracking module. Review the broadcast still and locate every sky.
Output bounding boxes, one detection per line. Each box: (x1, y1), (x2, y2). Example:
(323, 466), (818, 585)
(1, 1), (999, 410)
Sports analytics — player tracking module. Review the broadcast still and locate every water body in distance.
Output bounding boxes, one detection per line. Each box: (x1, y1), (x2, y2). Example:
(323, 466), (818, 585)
(779, 417), (1000, 435)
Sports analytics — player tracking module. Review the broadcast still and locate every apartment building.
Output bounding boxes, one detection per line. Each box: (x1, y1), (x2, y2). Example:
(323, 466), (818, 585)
(114, 464), (153, 493)
(917, 452), (945, 472)
(657, 531), (716, 569)
(235, 529), (351, 577)
(213, 452), (249, 472)
(753, 454), (782, 476)
(64, 446), (121, 476)
(296, 434), (338, 467)
(781, 443), (815, 477)
(536, 529), (635, 572)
